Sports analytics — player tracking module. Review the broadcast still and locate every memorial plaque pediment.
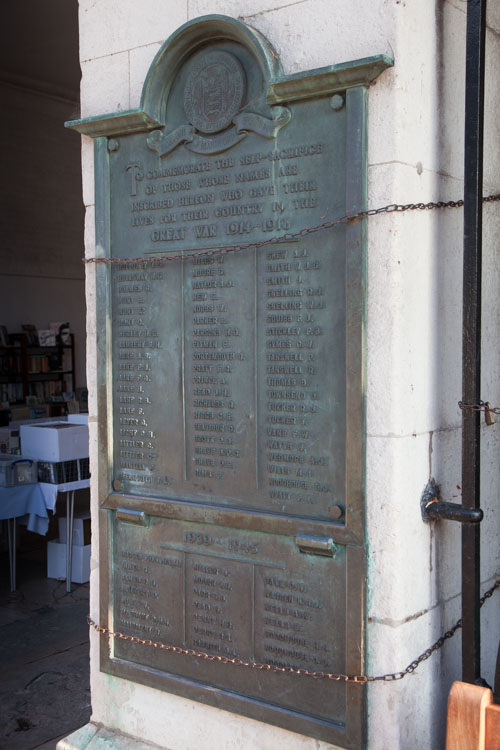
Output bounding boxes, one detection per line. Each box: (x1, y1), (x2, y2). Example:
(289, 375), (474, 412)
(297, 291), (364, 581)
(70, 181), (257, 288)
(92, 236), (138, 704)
(67, 14), (392, 749)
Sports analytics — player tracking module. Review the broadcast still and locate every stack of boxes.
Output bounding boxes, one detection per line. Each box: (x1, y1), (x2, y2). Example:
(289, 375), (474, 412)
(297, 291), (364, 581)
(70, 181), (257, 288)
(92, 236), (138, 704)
(47, 510), (91, 583)
(20, 419), (91, 583)
(20, 421), (89, 476)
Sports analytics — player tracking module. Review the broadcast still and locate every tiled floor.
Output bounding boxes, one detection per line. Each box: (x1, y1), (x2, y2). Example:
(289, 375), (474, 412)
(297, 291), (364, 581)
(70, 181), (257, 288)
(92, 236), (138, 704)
(0, 526), (91, 750)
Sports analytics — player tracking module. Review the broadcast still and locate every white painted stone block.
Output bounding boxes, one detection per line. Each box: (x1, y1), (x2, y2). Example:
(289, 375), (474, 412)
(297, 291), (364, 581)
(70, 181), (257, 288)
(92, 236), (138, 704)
(479, 426), (500, 582)
(366, 66), (397, 170)
(80, 52), (130, 118)
(446, 0), (466, 14)
(84, 264), (97, 408)
(84, 205), (96, 263)
(368, 579), (500, 749)
(367, 610), (453, 750)
(484, 29), (500, 190)
(366, 432), (434, 622)
(129, 43), (162, 107)
(79, 0), (187, 61)
(90, 674), (345, 750)
(428, 426), (463, 603)
(480, 578), (500, 688)
(366, 163), (465, 438)
(487, 1), (500, 34)
(368, 1), (466, 180)
(58, 722), (168, 749)
(238, 0), (394, 75)
(433, 2), (466, 181)
(410, 424), (500, 684)
(56, 722), (99, 750)
(81, 136), (94, 209)
(482, 206), (500, 406)
(189, 0), (305, 19)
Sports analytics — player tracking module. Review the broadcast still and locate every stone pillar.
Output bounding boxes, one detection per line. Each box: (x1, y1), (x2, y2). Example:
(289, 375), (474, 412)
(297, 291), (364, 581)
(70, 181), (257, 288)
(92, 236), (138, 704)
(61, 2), (499, 749)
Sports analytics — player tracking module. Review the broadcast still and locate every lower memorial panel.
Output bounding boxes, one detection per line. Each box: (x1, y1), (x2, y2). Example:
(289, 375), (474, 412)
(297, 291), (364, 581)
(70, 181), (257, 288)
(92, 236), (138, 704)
(107, 510), (354, 733)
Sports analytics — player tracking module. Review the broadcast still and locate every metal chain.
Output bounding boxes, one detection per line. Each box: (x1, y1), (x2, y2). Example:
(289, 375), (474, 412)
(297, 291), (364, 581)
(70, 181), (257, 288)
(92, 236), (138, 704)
(459, 400), (500, 415)
(87, 580), (499, 684)
(83, 193), (500, 266)
(85, 196), (500, 679)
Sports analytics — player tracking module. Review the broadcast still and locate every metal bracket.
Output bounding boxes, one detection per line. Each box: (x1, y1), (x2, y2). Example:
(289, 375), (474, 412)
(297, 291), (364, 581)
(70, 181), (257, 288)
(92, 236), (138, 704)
(420, 479), (483, 524)
(295, 534), (338, 557)
(116, 508), (149, 526)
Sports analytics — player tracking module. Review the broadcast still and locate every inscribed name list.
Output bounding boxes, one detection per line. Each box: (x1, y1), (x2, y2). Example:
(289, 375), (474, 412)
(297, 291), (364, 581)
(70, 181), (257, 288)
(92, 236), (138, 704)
(110, 96), (346, 523)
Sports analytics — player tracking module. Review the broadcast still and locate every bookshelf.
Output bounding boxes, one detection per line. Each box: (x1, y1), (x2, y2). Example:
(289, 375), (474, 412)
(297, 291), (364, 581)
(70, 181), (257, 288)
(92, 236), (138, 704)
(0, 334), (76, 416)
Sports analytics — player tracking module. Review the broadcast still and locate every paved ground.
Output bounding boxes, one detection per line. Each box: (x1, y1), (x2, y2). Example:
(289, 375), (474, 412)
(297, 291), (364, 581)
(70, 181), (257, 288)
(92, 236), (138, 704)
(0, 527), (91, 750)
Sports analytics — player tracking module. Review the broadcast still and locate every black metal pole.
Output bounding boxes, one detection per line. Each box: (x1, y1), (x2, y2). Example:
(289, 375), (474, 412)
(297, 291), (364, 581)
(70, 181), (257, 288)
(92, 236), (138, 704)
(462, 0), (487, 685)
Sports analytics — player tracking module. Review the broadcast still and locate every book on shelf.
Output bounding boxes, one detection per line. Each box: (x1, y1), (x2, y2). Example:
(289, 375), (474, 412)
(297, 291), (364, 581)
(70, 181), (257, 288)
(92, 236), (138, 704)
(38, 329), (57, 347)
(21, 324), (38, 345)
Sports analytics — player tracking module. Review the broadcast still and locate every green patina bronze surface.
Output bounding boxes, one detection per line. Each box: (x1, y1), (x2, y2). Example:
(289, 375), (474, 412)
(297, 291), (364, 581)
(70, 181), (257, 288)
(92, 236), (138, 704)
(67, 14), (392, 748)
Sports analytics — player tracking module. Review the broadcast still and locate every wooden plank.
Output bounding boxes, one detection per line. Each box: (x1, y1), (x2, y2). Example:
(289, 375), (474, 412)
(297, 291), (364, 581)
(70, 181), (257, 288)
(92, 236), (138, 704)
(485, 704), (500, 750)
(446, 681), (492, 750)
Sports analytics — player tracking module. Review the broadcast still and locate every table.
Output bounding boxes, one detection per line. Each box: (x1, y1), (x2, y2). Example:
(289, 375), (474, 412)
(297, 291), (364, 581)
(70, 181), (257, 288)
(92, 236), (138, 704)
(0, 483), (49, 591)
(39, 479), (90, 592)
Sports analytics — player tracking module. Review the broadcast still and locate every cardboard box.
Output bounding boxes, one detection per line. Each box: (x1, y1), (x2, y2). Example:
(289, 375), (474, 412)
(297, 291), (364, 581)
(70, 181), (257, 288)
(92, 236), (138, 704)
(47, 539), (91, 583)
(20, 421), (89, 461)
(58, 511), (91, 546)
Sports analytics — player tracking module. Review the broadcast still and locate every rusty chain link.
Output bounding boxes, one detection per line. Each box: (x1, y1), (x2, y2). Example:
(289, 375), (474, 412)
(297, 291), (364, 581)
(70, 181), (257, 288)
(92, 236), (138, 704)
(83, 193), (500, 266)
(86, 190), (500, 431)
(85, 194), (500, 680)
(87, 580), (499, 684)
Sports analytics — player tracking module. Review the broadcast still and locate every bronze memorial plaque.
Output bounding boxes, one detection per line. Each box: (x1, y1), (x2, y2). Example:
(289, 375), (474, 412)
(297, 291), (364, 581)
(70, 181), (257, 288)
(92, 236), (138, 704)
(67, 14), (391, 749)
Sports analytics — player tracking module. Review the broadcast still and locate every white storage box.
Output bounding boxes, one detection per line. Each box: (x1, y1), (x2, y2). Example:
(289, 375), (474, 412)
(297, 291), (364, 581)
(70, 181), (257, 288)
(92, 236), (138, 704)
(20, 422), (89, 461)
(67, 414), (89, 425)
(58, 511), (91, 546)
(0, 455), (37, 487)
(10, 416), (67, 429)
(47, 539), (91, 583)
